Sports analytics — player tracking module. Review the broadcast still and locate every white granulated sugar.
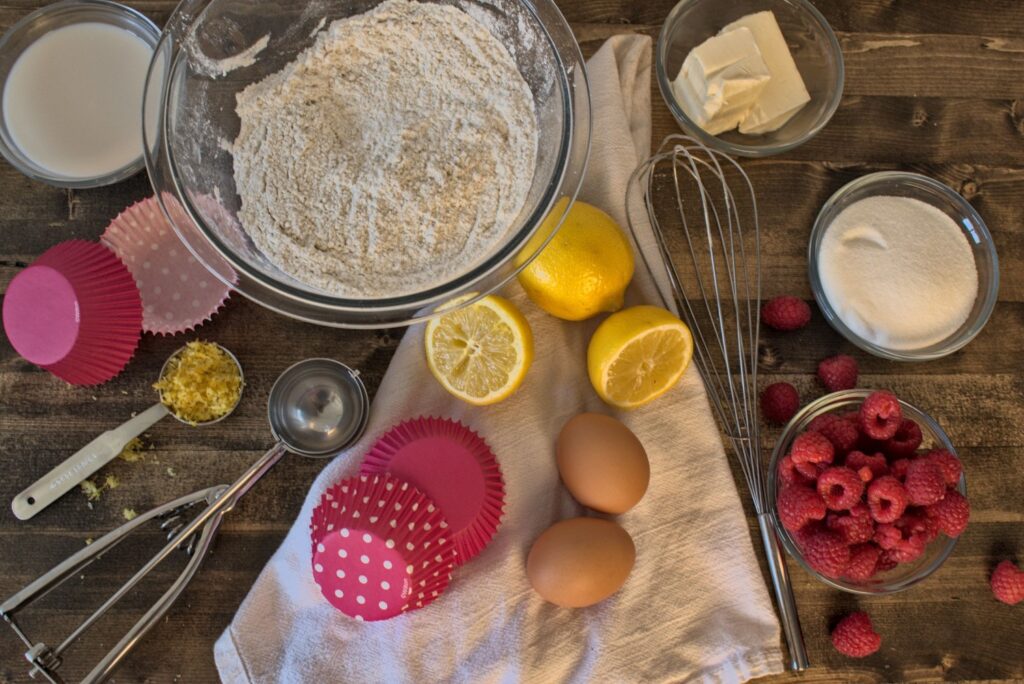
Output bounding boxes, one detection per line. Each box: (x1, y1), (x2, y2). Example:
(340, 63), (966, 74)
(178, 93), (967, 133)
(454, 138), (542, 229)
(232, 0), (538, 298)
(818, 195), (978, 350)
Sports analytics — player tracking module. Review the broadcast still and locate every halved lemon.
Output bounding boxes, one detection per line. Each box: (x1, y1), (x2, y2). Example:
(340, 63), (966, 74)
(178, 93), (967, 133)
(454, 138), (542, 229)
(425, 295), (533, 405)
(587, 305), (693, 409)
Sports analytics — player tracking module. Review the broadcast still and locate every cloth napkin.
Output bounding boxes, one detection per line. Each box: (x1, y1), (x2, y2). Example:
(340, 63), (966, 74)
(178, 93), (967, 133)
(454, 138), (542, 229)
(215, 35), (785, 684)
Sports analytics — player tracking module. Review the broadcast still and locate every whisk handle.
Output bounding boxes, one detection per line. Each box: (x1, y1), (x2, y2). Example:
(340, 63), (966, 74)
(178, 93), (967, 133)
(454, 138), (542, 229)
(757, 513), (809, 671)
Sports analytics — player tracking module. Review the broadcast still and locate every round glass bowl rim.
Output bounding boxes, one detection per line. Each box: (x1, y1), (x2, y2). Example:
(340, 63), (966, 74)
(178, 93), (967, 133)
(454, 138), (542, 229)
(808, 170), (1000, 361)
(654, 0), (845, 158)
(147, 0), (590, 319)
(767, 389), (966, 594)
(0, 0), (160, 188)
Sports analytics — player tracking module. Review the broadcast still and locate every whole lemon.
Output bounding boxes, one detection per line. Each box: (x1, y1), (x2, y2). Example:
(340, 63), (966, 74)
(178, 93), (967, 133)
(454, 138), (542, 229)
(516, 198), (634, 321)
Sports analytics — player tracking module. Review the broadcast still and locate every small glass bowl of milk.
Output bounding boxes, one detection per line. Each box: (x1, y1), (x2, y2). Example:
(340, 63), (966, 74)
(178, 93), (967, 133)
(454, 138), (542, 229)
(0, 0), (159, 188)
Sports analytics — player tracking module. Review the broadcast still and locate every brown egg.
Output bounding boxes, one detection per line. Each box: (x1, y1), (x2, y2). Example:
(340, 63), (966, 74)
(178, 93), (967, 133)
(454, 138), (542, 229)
(556, 413), (650, 514)
(527, 517), (636, 607)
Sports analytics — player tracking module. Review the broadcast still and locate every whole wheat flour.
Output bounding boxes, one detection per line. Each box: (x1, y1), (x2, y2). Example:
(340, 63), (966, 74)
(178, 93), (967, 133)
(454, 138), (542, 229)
(232, 0), (538, 297)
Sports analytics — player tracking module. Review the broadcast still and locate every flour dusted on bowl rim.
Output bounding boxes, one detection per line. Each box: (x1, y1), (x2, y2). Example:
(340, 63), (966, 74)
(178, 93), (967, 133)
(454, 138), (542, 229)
(231, 0), (539, 298)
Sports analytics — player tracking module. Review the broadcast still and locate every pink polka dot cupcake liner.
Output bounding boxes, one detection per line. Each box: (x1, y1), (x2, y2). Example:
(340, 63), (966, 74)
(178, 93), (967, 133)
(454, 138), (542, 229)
(101, 197), (232, 336)
(310, 473), (456, 622)
(361, 417), (505, 566)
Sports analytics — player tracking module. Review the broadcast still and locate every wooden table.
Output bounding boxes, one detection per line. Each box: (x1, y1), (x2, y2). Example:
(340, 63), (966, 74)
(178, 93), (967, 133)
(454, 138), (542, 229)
(1, 1), (1022, 681)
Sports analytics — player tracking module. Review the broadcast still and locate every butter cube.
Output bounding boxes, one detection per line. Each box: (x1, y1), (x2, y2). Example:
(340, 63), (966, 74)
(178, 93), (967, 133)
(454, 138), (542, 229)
(671, 27), (771, 136)
(723, 11), (810, 134)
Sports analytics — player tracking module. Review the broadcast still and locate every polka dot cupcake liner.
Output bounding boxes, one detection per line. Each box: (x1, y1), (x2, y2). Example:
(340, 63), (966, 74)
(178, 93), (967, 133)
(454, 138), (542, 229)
(361, 417), (505, 566)
(310, 473), (456, 622)
(101, 197), (232, 336)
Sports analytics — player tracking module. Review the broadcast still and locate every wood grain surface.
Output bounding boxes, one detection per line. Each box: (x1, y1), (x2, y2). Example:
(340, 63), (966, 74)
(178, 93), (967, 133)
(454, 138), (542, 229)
(1, 1), (1022, 682)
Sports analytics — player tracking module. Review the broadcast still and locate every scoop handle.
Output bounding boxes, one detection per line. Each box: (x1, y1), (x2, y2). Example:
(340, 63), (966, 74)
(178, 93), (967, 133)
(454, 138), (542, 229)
(11, 403), (170, 521)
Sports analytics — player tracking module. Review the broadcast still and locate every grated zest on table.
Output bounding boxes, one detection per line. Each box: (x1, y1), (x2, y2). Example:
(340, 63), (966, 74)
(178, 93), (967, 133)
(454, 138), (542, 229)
(153, 341), (242, 425)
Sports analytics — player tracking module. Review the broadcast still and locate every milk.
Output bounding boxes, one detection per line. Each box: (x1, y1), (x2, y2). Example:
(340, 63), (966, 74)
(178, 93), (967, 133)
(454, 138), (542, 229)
(2, 22), (153, 179)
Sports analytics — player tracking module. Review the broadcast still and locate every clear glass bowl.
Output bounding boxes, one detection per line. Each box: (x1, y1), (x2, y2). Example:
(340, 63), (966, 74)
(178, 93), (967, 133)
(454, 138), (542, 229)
(809, 172), (1000, 361)
(767, 390), (967, 594)
(655, 0), (843, 157)
(143, 0), (591, 328)
(0, 0), (160, 188)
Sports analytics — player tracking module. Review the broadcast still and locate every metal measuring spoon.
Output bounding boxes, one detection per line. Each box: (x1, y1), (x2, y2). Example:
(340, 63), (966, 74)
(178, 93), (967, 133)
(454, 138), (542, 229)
(11, 344), (243, 521)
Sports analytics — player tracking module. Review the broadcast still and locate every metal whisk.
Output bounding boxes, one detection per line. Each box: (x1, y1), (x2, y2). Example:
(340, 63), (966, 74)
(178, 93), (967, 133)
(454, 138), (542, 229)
(626, 134), (809, 671)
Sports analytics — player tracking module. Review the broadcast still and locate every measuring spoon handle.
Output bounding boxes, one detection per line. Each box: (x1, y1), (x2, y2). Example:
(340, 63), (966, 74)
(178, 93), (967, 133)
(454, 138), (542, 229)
(12, 403), (171, 521)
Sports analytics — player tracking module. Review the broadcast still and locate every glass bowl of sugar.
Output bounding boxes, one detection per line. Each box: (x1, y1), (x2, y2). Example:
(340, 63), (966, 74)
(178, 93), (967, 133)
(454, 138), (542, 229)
(808, 172), (1000, 361)
(0, 0), (160, 188)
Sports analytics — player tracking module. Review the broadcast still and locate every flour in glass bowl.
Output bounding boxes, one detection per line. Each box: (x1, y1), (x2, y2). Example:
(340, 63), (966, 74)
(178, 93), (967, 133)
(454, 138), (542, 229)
(231, 0), (538, 298)
(818, 195), (979, 350)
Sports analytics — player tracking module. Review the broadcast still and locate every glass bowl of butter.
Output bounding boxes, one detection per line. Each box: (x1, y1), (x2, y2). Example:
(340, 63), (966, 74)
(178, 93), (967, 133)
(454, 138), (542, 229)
(656, 0), (843, 157)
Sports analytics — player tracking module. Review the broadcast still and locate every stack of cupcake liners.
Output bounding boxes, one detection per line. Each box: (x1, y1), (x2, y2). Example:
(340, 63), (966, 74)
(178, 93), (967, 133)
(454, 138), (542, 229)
(310, 417), (505, 621)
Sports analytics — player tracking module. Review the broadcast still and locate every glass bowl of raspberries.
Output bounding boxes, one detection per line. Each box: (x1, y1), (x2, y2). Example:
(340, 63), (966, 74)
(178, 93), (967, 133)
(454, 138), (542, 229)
(769, 389), (968, 594)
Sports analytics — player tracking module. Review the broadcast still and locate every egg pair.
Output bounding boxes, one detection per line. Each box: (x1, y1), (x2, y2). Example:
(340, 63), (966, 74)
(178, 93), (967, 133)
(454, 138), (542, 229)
(527, 414), (650, 608)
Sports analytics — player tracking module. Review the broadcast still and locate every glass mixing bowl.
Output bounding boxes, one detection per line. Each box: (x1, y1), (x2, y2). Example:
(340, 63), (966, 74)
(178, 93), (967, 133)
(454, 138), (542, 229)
(767, 390), (967, 594)
(143, 0), (591, 328)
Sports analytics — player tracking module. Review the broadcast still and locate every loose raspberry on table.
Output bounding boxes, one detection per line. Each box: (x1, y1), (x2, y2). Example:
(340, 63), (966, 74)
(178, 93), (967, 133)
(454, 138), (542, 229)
(859, 391), (903, 440)
(843, 543), (881, 583)
(761, 296), (811, 331)
(761, 382), (800, 424)
(926, 489), (970, 537)
(791, 431), (834, 466)
(817, 354), (859, 392)
(991, 560), (1024, 605)
(883, 419), (923, 458)
(923, 449), (963, 486)
(778, 454), (812, 487)
(801, 528), (851, 578)
(777, 485), (827, 532)
(844, 450), (888, 481)
(904, 458), (947, 506)
(867, 476), (908, 523)
(817, 466), (865, 511)
(828, 503), (875, 544)
(808, 413), (860, 455)
(873, 523), (902, 550)
(831, 612), (882, 658)
(889, 458), (911, 481)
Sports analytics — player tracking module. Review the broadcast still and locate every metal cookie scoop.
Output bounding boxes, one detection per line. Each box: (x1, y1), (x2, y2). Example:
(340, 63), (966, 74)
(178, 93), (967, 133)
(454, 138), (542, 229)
(11, 343), (243, 521)
(2, 358), (369, 684)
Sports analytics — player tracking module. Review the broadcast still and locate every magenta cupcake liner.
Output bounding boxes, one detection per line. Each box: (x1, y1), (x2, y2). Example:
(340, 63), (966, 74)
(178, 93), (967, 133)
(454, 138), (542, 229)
(310, 473), (456, 621)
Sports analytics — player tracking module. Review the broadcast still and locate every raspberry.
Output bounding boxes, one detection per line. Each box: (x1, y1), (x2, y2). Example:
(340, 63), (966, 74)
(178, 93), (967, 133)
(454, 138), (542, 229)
(873, 523), (902, 550)
(791, 431), (834, 466)
(794, 460), (824, 481)
(843, 543), (881, 582)
(883, 419), (922, 458)
(923, 449), (963, 486)
(807, 413), (860, 455)
(778, 455), (811, 487)
(889, 458), (910, 481)
(761, 296), (811, 331)
(801, 528), (851, 578)
(887, 535), (927, 564)
(817, 467), (865, 511)
(761, 382), (800, 424)
(859, 391), (903, 440)
(904, 459), (946, 506)
(817, 354), (858, 392)
(990, 560), (1024, 605)
(831, 612), (882, 658)
(777, 485), (827, 532)
(926, 489), (970, 537)
(896, 509), (939, 544)
(844, 451), (888, 481)
(875, 550), (900, 573)
(866, 476), (908, 523)
(828, 503), (875, 544)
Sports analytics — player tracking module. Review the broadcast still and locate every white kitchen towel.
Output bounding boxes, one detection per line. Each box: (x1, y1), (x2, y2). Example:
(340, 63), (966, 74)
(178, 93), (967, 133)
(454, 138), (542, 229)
(215, 34), (785, 684)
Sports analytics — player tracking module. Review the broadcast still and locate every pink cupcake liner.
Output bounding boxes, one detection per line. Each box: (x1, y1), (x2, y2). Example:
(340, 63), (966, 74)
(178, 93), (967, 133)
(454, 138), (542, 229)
(101, 197), (232, 335)
(361, 417), (505, 566)
(2, 240), (142, 386)
(310, 473), (456, 621)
